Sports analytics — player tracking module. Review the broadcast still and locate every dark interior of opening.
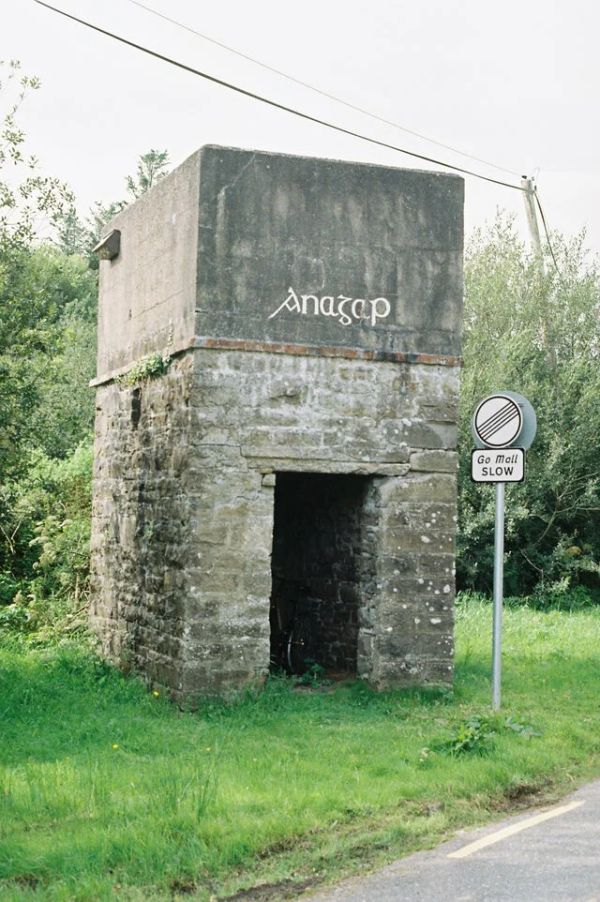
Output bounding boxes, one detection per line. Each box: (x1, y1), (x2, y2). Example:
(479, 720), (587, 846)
(269, 472), (373, 677)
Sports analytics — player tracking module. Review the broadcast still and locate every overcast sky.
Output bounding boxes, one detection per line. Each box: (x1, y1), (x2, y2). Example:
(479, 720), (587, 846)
(4, 0), (600, 253)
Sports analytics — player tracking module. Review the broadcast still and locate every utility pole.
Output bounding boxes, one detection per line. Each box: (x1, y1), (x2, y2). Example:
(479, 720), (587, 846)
(521, 176), (543, 259)
(521, 176), (555, 363)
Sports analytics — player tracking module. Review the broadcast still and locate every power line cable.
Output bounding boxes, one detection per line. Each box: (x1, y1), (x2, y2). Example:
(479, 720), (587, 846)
(33, 0), (526, 193)
(127, 0), (521, 179)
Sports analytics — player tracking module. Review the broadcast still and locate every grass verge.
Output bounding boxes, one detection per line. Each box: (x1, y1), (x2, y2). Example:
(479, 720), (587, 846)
(2, 597), (600, 900)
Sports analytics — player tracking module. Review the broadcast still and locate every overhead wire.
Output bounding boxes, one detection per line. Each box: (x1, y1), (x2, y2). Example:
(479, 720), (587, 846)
(126, 0), (521, 179)
(33, 0), (526, 193)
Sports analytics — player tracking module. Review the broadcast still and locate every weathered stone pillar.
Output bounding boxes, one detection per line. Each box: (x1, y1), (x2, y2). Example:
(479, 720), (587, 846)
(182, 467), (274, 697)
(361, 469), (457, 688)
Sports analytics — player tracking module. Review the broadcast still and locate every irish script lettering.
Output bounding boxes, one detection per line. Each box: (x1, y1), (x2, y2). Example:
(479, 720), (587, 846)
(268, 287), (391, 327)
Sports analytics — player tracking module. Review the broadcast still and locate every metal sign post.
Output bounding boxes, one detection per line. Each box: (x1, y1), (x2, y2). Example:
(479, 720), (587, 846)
(492, 481), (505, 711)
(471, 392), (536, 712)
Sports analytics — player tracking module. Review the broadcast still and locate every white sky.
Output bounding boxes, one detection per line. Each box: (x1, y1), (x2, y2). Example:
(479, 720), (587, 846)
(4, 0), (600, 253)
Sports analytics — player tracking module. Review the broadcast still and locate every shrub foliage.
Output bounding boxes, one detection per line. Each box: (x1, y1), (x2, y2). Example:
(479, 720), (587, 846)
(0, 61), (599, 630)
(458, 217), (600, 602)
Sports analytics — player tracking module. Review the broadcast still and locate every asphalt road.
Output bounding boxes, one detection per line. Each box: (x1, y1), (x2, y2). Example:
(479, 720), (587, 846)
(307, 779), (600, 901)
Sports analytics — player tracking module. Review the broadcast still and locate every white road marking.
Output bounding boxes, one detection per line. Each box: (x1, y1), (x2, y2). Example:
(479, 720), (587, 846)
(447, 800), (584, 859)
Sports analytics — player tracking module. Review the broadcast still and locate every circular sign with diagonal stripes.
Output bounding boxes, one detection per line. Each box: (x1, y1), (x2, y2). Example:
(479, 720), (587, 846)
(473, 394), (523, 448)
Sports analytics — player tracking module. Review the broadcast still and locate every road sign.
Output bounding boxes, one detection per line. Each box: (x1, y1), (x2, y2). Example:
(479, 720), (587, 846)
(473, 394), (523, 448)
(472, 391), (537, 450)
(471, 391), (536, 714)
(471, 448), (524, 483)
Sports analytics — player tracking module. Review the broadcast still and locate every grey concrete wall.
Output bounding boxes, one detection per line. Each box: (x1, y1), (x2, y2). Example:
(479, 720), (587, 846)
(94, 145), (463, 384)
(96, 152), (200, 376)
(196, 146), (464, 357)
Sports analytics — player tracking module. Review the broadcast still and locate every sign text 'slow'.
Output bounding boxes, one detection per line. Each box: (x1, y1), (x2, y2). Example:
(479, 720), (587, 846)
(471, 449), (525, 483)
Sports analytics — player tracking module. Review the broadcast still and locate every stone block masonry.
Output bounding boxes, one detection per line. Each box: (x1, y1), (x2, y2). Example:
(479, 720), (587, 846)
(90, 145), (463, 701)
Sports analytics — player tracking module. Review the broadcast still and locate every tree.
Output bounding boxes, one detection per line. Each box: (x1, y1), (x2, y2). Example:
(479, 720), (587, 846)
(58, 148), (170, 264)
(0, 68), (170, 617)
(0, 60), (73, 249)
(0, 61), (85, 470)
(125, 148), (169, 199)
(458, 216), (600, 601)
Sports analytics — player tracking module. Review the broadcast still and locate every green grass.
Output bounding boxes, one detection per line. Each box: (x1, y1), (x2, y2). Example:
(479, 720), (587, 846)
(3, 598), (600, 900)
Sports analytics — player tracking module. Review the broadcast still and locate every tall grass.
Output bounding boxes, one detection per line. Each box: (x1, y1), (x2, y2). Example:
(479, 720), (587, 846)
(2, 598), (600, 899)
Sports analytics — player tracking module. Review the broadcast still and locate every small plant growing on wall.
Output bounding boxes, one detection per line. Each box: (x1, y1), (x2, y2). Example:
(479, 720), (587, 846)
(115, 353), (171, 387)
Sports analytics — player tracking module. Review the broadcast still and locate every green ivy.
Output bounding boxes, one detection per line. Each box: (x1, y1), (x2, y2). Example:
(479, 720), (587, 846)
(115, 353), (171, 387)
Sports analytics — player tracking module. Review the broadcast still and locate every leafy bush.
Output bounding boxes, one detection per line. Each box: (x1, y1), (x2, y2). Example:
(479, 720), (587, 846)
(0, 440), (92, 640)
(458, 217), (600, 599)
(440, 715), (497, 756)
(116, 352), (171, 386)
(0, 68), (174, 644)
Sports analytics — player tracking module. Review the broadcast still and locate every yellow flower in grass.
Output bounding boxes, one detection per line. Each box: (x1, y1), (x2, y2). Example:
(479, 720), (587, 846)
(112, 743), (119, 750)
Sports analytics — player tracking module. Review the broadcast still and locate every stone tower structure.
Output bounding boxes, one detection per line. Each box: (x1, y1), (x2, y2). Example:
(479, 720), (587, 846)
(90, 145), (464, 701)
